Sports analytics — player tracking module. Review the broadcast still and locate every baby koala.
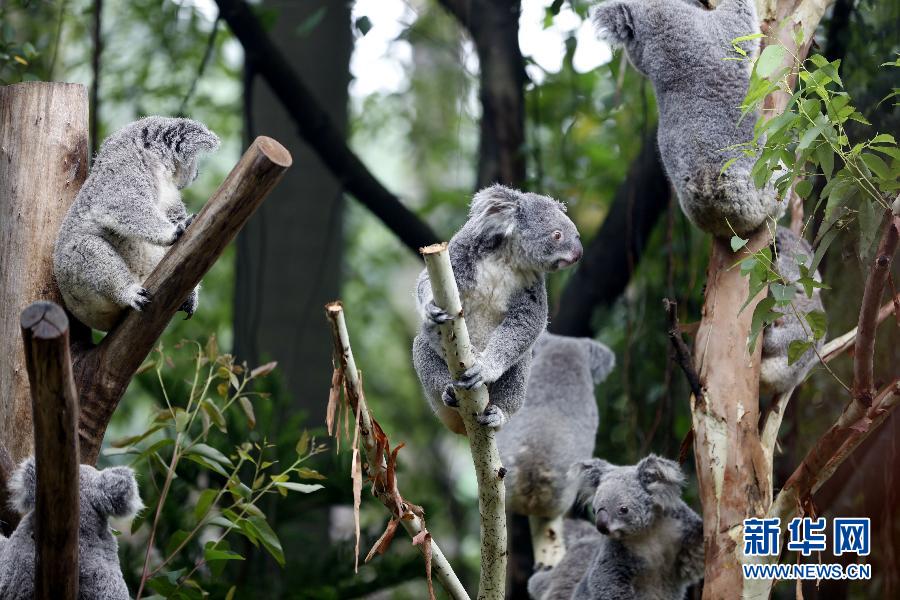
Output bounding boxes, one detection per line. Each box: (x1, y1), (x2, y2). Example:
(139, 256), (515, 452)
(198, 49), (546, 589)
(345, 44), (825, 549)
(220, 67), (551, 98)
(529, 455), (704, 599)
(593, 0), (783, 237)
(497, 331), (615, 566)
(0, 458), (143, 599)
(54, 116), (220, 331)
(761, 226), (826, 394)
(413, 185), (583, 433)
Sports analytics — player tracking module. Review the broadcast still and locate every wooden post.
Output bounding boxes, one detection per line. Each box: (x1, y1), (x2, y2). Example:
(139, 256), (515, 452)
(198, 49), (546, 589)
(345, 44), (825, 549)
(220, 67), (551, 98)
(75, 136), (292, 464)
(21, 301), (80, 600)
(0, 83), (89, 464)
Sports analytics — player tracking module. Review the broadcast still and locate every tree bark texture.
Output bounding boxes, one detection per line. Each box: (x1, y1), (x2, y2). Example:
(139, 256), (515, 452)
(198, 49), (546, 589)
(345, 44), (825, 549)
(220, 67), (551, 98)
(422, 244), (508, 600)
(21, 301), (80, 600)
(0, 82), (89, 463)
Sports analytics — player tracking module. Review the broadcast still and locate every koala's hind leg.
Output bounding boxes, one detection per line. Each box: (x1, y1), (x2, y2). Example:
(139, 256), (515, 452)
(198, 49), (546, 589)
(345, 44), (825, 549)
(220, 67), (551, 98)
(413, 334), (466, 434)
(480, 359), (528, 429)
(530, 514), (566, 569)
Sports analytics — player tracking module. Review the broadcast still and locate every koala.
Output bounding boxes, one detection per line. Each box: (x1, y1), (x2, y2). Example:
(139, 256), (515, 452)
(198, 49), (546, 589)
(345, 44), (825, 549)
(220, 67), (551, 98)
(54, 116), (220, 331)
(593, 0), (784, 238)
(0, 458), (143, 599)
(761, 226), (826, 394)
(529, 455), (704, 600)
(412, 185), (583, 433)
(496, 332), (615, 565)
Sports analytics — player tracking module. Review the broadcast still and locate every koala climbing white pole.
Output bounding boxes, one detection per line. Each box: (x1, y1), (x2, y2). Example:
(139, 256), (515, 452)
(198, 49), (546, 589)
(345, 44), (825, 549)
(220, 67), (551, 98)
(324, 302), (471, 600)
(74, 136), (292, 465)
(421, 243), (508, 600)
(21, 301), (80, 600)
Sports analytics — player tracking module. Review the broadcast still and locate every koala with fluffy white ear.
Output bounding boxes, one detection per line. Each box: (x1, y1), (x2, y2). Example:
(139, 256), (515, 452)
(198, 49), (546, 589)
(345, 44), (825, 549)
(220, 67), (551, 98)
(761, 226), (826, 394)
(54, 116), (220, 331)
(593, 0), (783, 238)
(496, 331), (615, 566)
(0, 457), (144, 599)
(413, 185), (583, 433)
(529, 455), (704, 599)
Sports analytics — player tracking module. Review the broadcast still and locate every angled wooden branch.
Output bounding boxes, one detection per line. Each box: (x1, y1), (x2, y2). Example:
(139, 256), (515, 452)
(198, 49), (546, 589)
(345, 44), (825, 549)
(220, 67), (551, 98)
(325, 302), (469, 600)
(21, 301), (80, 600)
(74, 136), (291, 463)
(213, 0), (438, 253)
(421, 244), (507, 600)
(821, 293), (900, 363)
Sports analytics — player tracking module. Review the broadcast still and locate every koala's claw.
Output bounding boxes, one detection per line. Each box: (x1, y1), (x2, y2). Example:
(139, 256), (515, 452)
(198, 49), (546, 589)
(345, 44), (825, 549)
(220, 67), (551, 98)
(425, 301), (455, 326)
(171, 220), (189, 244)
(442, 385), (459, 407)
(183, 213), (197, 229)
(129, 287), (152, 311)
(179, 299), (195, 319)
(476, 405), (506, 429)
(454, 363), (484, 390)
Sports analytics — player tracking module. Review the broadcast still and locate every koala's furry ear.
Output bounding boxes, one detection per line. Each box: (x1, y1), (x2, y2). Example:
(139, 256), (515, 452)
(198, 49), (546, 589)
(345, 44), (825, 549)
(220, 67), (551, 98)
(174, 119), (220, 160)
(637, 454), (684, 507)
(593, 1), (636, 45)
(568, 458), (611, 504)
(8, 457), (37, 515)
(92, 466), (144, 519)
(586, 339), (616, 384)
(470, 184), (520, 237)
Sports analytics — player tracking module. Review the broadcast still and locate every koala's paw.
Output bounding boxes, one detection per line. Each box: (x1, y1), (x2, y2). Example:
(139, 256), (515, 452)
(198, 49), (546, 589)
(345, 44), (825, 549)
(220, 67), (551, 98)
(454, 361), (484, 390)
(476, 404), (507, 429)
(442, 385), (460, 407)
(424, 301), (455, 326)
(179, 291), (199, 320)
(127, 286), (152, 311)
(182, 213), (197, 229)
(170, 220), (189, 245)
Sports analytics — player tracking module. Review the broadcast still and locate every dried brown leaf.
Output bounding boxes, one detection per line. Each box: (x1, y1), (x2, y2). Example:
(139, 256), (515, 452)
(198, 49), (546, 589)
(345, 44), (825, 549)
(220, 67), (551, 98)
(351, 448), (363, 572)
(412, 529), (436, 600)
(327, 367), (342, 436)
(250, 360), (278, 378)
(365, 517), (400, 563)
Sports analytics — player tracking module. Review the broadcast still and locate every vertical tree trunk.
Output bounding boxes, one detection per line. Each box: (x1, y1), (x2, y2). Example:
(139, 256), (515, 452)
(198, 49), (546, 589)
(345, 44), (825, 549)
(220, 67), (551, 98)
(692, 233), (771, 597)
(0, 82), (89, 463)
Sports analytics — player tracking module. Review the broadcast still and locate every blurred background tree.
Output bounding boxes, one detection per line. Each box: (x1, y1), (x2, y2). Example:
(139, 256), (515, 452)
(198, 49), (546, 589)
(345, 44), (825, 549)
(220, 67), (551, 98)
(1, 0), (896, 598)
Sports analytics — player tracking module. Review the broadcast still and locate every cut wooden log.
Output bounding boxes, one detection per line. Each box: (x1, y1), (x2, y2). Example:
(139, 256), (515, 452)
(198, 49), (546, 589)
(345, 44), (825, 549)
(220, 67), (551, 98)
(21, 301), (80, 600)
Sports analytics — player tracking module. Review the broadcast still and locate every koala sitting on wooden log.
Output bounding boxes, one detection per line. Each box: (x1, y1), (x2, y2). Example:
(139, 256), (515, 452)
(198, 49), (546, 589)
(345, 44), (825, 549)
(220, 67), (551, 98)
(496, 331), (615, 567)
(412, 185), (583, 433)
(54, 116), (219, 331)
(528, 455), (704, 600)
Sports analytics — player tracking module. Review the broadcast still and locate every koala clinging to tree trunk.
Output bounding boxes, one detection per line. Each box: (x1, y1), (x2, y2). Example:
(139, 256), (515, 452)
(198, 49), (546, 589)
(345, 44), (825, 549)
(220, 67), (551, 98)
(761, 226), (826, 394)
(0, 458), (143, 599)
(593, 0), (784, 238)
(54, 116), (220, 331)
(412, 185), (583, 433)
(528, 455), (704, 600)
(496, 331), (615, 566)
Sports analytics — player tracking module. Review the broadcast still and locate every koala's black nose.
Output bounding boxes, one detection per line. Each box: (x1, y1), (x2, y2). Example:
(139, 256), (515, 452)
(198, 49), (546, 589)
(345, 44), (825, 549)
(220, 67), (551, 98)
(596, 508), (610, 535)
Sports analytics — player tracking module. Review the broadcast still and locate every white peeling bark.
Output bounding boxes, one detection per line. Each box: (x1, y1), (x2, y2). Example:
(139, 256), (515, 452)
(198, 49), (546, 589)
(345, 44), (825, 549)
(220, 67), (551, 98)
(421, 243), (508, 600)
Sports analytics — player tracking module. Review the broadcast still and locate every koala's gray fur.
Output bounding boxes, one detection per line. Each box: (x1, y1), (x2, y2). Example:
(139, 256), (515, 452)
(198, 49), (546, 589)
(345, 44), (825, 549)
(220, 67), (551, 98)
(497, 331), (615, 518)
(761, 227), (825, 394)
(529, 455), (704, 600)
(527, 518), (605, 600)
(412, 185), (583, 433)
(0, 457), (143, 599)
(54, 116), (220, 331)
(593, 0), (784, 237)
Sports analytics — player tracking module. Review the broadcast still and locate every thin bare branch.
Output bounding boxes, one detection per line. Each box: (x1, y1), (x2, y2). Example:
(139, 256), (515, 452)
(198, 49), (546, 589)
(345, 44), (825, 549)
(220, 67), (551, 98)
(324, 302), (469, 600)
